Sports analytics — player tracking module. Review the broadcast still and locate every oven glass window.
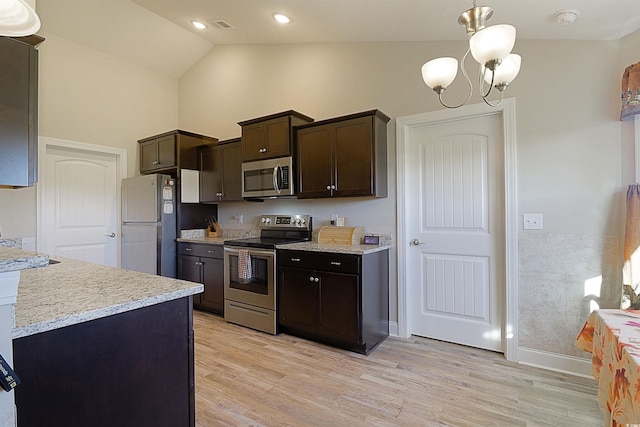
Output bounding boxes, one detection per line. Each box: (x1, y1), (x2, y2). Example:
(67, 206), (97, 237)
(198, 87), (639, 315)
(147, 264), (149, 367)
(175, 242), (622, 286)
(244, 168), (274, 192)
(227, 253), (269, 295)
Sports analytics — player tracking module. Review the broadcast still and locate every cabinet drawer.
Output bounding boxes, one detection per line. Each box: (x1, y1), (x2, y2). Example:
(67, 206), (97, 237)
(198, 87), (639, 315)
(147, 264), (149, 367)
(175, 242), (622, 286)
(278, 250), (360, 274)
(178, 243), (223, 258)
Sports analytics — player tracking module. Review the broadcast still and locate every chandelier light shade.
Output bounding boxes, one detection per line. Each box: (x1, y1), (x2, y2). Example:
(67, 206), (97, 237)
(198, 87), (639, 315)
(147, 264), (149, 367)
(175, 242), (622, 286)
(0, 0), (41, 37)
(469, 24), (516, 69)
(421, 57), (458, 93)
(421, 1), (521, 108)
(483, 53), (521, 90)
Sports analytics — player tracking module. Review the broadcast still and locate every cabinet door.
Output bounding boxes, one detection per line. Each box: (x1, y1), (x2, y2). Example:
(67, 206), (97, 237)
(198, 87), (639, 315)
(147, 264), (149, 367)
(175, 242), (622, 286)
(199, 145), (222, 202)
(0, 37), (37, 187)
(278, 267), (319, 331)
(156, 135), (176, 170)
(296, 125), (333, 199)
(220, 142), (243, 201)
(318, 272), (360, 343)
(334, 117), (374, 197)
(139, 140), (158, 173)
(178, 254), (201, 284)
(201, 257), (224, 314)
(242, 122), (264, 161)
(263, 116), (290, 158)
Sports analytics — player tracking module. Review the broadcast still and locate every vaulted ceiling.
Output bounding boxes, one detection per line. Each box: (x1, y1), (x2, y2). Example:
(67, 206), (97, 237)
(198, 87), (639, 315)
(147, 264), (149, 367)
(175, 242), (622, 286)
(36, 0), (640, 78)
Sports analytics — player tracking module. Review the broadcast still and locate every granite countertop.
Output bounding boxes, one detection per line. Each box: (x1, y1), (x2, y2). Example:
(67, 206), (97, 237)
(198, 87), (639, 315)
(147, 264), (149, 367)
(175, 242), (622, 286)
(13, 257), (203, 339)
(177, 228), (393, 255)
(275, 241), (392, 255)
(0, 246), (49, 273)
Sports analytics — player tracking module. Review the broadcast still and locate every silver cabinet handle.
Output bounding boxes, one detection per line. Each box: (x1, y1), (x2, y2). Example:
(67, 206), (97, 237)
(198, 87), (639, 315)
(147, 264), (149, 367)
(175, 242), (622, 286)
(410, 239), (426, 246)
(314, 277), (320, 282)
(207, 250), (216, 254)
(152, 160), (159, 165)
(185, 248), (192, 251)
(326, 185), (331, 190)
(309, 276), (315, 282)
(330, 261), (341, 266)
(291, 258), (301, 262)
(105, 232), (116, 238)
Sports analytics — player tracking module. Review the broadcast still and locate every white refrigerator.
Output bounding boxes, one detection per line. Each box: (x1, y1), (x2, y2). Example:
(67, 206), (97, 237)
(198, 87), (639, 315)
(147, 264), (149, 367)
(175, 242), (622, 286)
(121, 174), (177, 278)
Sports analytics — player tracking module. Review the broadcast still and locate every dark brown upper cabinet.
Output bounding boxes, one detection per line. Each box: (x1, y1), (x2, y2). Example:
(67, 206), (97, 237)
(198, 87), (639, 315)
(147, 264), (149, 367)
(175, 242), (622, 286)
(199, 138), (243, 203)
(0, 35), (44, 188)
(238, 110), (313, 162)
(295, 110), (390, 199)
(138, 130), (217, 176)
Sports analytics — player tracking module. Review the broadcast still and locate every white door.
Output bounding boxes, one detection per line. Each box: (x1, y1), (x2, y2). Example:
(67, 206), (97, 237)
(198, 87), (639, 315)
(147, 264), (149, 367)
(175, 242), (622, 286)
(406, 113), (505, 352)
(41, 144), (120, 267)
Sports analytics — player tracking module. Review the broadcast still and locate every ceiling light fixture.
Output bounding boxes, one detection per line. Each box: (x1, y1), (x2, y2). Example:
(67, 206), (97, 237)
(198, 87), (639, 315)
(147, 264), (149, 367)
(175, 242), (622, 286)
(0, 0), (41, 37)
(273, 13), (290, 24)
(554, 9), (578, 25)
(421, 0), (521, 109)
(191, 20), (207, 30)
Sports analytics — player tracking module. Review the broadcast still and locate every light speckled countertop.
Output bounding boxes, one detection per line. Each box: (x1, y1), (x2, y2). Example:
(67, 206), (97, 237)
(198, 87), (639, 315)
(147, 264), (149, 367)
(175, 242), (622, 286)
(0, 246), (49, 273)
(13, 257), (203, 339)
(177, 234), (393, 255)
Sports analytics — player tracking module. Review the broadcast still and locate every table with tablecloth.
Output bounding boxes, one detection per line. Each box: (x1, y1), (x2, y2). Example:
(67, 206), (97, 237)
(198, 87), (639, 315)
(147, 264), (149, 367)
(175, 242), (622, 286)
(576, 309), (640, 426)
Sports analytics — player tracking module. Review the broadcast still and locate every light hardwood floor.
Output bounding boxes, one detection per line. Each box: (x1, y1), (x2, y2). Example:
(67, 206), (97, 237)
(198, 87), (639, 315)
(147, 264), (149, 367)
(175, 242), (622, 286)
(194, 311), (602, 426)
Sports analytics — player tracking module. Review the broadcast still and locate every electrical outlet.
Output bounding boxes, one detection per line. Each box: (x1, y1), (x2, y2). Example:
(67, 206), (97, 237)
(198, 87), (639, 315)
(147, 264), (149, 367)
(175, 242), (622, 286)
(523, 213), (543, 230)
(233, 214), (243, 224)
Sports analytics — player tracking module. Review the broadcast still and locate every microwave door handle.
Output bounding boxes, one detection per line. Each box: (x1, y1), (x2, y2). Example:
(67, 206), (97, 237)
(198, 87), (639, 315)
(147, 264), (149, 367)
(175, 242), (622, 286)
(273, 164), (282, 195)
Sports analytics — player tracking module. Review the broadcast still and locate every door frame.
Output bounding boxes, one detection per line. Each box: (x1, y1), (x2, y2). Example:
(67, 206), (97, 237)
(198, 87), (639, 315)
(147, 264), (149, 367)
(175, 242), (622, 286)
(396, 98), (518, 362)
(37, 136), (128, 266)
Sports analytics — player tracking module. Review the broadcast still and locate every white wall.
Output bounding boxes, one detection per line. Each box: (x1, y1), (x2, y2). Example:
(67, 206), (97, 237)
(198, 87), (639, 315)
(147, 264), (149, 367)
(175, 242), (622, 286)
(0, 32), (179, 238)
(179, 39), (626, 362)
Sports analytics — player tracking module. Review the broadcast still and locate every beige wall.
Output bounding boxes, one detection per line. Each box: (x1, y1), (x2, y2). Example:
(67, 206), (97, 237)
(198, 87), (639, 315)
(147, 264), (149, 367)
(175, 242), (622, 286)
(0, 32), (179, 238)
(179, 39), (626, 361)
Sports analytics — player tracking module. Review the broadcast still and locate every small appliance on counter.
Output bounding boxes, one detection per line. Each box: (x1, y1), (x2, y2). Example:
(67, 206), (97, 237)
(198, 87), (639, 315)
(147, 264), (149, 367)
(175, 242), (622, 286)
(121, 174), (176, 277)
(223, 214), (312, 334)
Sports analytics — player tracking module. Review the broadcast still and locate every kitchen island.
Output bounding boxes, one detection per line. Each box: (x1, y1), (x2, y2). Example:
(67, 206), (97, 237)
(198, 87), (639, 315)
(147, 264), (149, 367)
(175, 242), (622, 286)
(5, 251), (203, 427)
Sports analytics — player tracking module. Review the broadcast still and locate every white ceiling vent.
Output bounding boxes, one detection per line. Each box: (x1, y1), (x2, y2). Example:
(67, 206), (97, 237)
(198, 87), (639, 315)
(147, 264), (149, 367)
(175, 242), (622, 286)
(213, 20), (234, 29)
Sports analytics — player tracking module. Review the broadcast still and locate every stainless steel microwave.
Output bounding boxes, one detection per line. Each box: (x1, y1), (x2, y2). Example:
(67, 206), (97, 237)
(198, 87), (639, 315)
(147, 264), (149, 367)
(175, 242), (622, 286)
(241, 156), (294, 198)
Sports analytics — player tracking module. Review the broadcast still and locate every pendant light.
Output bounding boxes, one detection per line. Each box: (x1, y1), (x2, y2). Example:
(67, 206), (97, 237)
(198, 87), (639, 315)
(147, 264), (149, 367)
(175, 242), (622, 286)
(421, 1), (521, 108)
(0, 0), (41, 37)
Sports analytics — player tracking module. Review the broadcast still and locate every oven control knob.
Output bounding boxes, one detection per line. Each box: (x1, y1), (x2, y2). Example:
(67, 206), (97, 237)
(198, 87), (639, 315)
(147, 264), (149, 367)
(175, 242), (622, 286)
(264, 217), (271, 224)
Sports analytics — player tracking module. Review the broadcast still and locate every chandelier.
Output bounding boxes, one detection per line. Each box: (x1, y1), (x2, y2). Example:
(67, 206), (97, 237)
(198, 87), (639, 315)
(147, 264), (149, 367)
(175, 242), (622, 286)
(0, 0), (41, 37)
(421, 1), (521, 109)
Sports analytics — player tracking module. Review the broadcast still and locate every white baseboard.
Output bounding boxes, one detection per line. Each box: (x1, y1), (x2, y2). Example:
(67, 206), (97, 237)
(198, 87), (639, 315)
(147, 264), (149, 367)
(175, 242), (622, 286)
(389, 321), (399, 337)
(518, 347), (593, 378)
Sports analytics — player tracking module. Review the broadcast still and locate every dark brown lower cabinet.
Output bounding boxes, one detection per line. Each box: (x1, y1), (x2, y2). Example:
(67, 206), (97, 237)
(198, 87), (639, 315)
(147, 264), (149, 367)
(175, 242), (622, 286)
(13, 297), (195, 427)
(278, 249), (389, 354)
(178, 242), (224, 315)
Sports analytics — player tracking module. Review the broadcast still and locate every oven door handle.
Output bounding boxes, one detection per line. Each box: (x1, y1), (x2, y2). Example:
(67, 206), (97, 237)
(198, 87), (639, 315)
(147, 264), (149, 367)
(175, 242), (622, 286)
(224, 246), (275, 258)
(273, 164), (282, 195)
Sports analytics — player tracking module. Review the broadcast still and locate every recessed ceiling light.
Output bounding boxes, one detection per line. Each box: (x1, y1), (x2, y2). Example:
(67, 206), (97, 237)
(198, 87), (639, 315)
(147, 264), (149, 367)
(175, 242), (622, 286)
(273, 13), (291, 24)
(192, 20), (207, 30)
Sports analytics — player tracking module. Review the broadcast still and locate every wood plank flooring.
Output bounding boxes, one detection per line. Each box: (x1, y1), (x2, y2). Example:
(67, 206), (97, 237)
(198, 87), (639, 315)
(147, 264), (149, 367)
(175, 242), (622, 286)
(193, 311), (602, 426)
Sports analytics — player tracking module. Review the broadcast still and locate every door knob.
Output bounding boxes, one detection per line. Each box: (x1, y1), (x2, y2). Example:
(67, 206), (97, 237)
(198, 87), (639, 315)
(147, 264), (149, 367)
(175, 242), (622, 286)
(410, 239), (425, 246)
(105, 232), (116, 238)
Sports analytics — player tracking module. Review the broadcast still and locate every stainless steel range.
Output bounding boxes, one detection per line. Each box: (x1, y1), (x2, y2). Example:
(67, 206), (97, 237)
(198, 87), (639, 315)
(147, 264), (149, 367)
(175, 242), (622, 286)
(223, 214), (312, 334)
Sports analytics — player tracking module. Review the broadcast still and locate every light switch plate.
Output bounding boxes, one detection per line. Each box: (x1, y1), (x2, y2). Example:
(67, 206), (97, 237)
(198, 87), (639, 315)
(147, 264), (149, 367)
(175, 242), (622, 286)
(523, 213), (543, 230)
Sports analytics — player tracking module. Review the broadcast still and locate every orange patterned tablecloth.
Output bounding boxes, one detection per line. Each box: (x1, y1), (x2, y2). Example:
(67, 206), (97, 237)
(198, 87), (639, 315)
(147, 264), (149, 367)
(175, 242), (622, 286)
(576, 309), (640, 426)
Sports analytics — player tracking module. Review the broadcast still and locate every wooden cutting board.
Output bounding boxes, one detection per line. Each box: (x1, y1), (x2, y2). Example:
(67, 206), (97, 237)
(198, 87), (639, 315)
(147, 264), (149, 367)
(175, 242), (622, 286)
(317, 226), (365, 245)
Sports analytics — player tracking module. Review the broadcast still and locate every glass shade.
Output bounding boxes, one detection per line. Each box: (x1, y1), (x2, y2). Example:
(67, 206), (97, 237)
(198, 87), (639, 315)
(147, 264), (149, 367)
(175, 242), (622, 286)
(484, 54), (521, 86)
(469, 24), (516, 67)
(0, 0), (41, 37)
(421, 57), (458, 90)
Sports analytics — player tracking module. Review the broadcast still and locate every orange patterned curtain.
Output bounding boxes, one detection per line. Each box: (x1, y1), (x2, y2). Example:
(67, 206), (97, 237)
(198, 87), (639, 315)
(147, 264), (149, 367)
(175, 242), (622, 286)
(621, 61), (640, 121)
(623, 184), (640, 308)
